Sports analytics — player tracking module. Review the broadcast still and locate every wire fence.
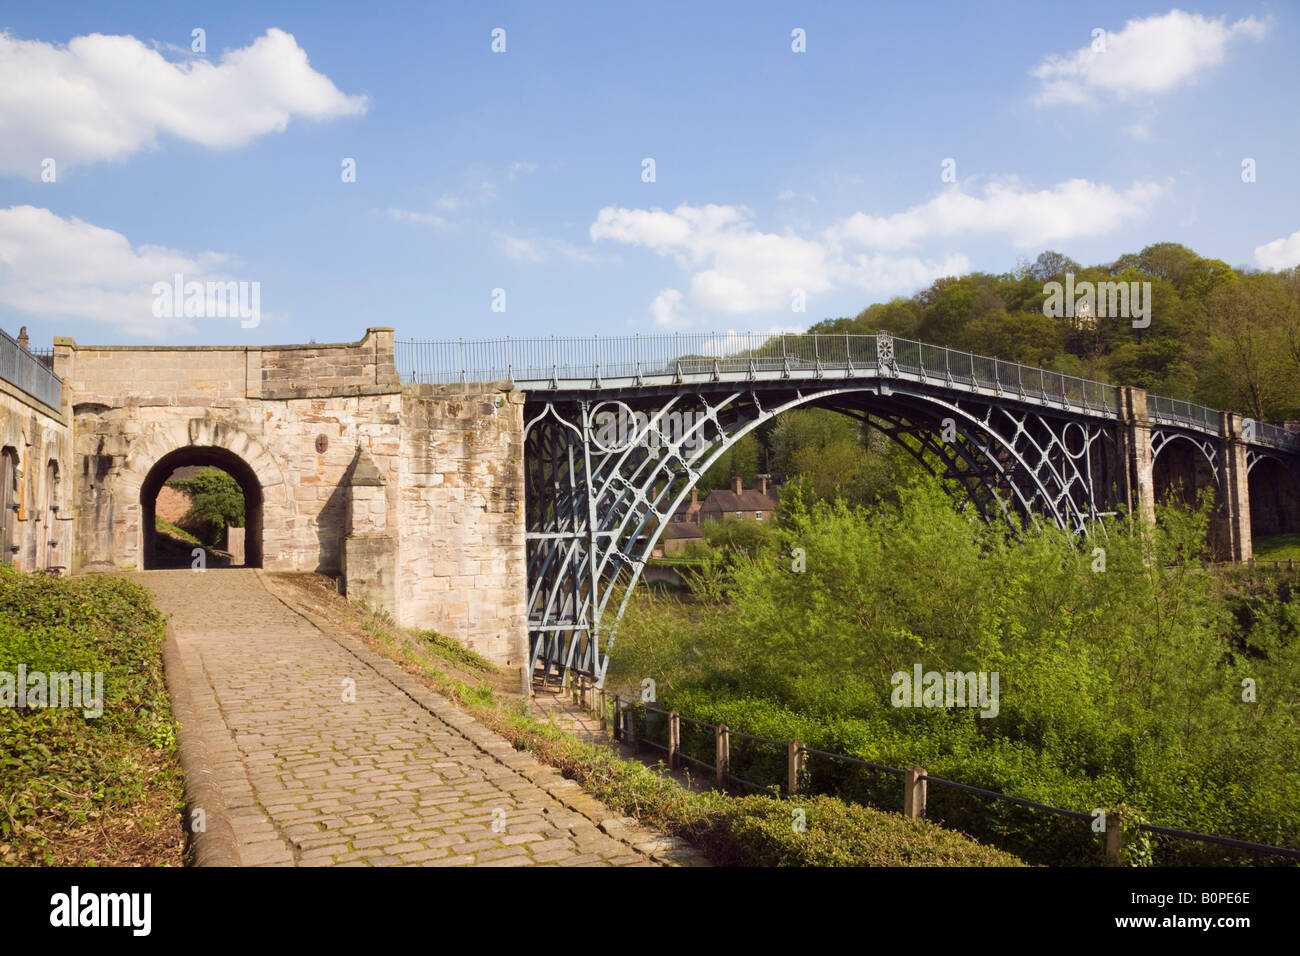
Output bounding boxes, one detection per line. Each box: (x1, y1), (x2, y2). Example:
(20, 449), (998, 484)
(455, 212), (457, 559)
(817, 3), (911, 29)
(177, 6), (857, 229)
(0, 330), (61, 409)
(577, 688), (1300, 867)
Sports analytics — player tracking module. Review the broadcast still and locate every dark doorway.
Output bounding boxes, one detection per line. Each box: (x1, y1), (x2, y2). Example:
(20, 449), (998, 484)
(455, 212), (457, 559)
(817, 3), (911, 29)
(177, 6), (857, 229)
(141, 446), (263, 569)
(0, 448), (16, 565)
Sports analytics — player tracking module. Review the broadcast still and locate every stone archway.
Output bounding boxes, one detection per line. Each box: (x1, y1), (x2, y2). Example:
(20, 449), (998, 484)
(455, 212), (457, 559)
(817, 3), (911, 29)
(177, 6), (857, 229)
(140, 446), (264, 568)
(119, 418), (292, 571)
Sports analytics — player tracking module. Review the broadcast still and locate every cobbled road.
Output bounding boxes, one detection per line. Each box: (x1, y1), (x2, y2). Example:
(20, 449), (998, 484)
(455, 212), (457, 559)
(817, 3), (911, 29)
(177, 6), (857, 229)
(136, 569), (661, 867)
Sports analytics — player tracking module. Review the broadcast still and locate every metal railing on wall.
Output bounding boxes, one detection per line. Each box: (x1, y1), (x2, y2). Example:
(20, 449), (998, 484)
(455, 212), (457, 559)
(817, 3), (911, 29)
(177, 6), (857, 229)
(0, 331), (61, 409)
(395, 332), (1123, 417)
(558, 680), (1300, 866)
(395, 330), (1300, 451)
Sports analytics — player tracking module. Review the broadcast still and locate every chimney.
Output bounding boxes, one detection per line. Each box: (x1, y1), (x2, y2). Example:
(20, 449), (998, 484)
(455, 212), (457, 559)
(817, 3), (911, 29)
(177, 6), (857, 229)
(16, 327), (28, 351)
(731, 476), (742, 495)
(758, 474), (768, 497)
(690, 487), (698, 507)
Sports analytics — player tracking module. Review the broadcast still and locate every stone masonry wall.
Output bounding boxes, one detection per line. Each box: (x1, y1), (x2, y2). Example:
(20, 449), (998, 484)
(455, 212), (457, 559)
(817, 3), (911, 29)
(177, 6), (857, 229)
(398, 383), (527, 670)
(49, 328), (529, 670)
(0, 376), (73, 572)
(56, 329), (402, 574)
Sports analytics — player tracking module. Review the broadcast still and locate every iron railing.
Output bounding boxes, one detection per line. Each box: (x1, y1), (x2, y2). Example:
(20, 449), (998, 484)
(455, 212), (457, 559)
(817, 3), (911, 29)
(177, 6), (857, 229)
(0, 330), (61, 409)
(1145, 394), (1219, 431)
(397, 330), (1300, 450)
(397, 332), (1122, 416)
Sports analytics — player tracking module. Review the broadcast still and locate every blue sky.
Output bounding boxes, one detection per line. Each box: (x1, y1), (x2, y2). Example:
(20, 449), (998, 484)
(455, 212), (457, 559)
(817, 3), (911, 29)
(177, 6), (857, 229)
(1, 1), (1297, 347)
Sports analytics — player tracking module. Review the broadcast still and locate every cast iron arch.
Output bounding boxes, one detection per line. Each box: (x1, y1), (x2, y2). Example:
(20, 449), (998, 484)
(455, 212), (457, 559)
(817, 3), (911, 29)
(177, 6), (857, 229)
(523, 382), (1122, 687)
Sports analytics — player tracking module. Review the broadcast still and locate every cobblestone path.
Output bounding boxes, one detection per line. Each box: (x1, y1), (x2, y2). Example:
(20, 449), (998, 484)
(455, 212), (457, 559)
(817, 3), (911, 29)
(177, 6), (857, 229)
(137, 569), (664, 867)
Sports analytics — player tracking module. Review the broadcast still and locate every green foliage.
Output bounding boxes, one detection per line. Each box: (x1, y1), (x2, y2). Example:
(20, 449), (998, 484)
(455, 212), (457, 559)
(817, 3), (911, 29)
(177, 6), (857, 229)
(700, 517), (780, 560)
(0, 567), (181, 863)
(696, 433), (761, 494)
(483, 704), (1023, 867)
(154, 516), (200, 546)
(611, 477), (1300, 865)
(803, 244), (1300, 422)
(167, 468), (245, 547)
(1253, 534), (1300, 562)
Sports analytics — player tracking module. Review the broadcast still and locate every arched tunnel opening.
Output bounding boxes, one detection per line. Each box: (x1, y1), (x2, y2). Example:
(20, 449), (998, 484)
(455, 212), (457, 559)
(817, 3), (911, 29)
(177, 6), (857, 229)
(1151, 435), (1226, 555)
(1248, 456), (1300, 541)
(140, 445), (263, 569)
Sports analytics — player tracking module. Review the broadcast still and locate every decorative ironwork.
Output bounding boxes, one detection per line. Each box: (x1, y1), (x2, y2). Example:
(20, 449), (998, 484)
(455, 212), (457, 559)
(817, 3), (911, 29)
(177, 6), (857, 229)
(523, 380), (1124, 689)
(876, 330), (898, 377)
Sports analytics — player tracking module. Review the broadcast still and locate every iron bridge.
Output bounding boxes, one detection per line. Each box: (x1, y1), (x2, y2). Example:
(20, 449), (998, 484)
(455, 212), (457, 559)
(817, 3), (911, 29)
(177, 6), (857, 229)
(397, 331), (1300, 688)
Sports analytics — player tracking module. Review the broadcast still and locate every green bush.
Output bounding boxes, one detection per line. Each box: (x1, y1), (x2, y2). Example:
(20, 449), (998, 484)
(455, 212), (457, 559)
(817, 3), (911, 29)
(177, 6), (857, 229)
(0, 567), (180, 863)
(610, 475), (1300, 865)
(167, 468), (245, 548)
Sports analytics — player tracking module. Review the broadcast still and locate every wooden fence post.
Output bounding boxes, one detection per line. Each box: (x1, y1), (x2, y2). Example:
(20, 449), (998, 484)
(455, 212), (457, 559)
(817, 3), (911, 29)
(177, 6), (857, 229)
(904, 766), (927, 818)
(716, 725), (729, 788)
(788, 741), (805, 795)
(611, 695), (621, 741)
(1104, 810), (1125, 865)
(668, 711), (681, 770)
(627, 702), (640, 754)
(598, 688), (606, 731)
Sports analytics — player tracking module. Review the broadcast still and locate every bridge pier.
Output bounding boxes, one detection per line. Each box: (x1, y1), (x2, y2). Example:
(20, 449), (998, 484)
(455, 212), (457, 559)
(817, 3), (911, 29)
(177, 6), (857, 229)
(1117, 386), (1156, 525)
(1217, 412), (1253, 563)
(1119, 386), (1254, 561)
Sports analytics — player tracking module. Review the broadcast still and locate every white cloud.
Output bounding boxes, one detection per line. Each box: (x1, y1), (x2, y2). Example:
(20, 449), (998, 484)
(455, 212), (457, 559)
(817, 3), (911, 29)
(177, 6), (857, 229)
(434, 180), (501, 212)
(698, 329), (805, 357)
(498, 233), (605, 264)
(826, 178), (1167, 250)
(1255, 230), (1300, 270)
(387, 208), (449, 228)
(0, 27), (367, 177)
(591, 179), (1162, 323)
(650, 289), (685, 327)
(507, 161), (537, 182)
(0, 205), (253, 335)
(1031, 10), (1268, 106)
(591, 203), (970, 319)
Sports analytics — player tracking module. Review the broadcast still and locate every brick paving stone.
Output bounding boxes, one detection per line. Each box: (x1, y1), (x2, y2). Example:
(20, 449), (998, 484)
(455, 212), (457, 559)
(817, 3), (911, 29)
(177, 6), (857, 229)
(138, 569), (660, 868)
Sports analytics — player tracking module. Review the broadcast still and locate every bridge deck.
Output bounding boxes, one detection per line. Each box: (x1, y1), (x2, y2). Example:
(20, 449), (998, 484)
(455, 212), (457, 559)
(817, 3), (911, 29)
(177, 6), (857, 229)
(396, 331), (1298, 453)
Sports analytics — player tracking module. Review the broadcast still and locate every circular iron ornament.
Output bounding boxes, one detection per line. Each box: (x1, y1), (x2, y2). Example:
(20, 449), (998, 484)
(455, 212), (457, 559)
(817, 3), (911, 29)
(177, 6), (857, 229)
(589, 401), (638, 453)
(1062, 420), (1089, 459)
(315, 434), (329, 454)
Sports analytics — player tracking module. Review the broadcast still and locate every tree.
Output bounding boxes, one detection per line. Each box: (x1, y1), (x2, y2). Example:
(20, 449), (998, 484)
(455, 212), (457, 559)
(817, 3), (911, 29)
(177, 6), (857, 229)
(1203, 274), (1300, 420)
(1029, 250), (1080, 282)
(697, 433), (760, 494)
(167, 468), (245, 548)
